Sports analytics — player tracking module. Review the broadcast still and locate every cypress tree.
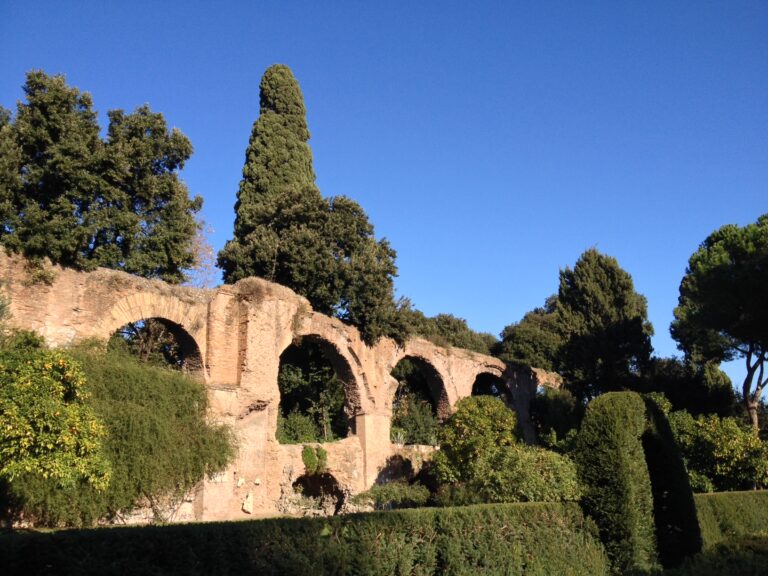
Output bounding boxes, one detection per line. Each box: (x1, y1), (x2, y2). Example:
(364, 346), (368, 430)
(217, 64), (334, 307)
(218, 65), (405, 343)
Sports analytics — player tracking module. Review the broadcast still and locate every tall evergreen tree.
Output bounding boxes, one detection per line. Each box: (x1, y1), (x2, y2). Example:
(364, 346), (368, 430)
(0, 71), (202, 284)
(218, 65), (403, 343)
(497, 249), (653, 402)
(556, 248), (653, 401)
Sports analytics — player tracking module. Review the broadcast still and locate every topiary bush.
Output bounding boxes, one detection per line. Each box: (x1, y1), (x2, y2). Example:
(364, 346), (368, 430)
(574, 391), (658, 575)
(642, 395), (702, 567)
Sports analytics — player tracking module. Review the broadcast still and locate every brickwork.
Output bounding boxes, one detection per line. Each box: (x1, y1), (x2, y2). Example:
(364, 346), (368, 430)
(0, 253), (561, 520)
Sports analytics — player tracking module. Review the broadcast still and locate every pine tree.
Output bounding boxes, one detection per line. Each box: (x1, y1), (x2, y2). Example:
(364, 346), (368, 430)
(556, 248), (653, 401)
(218, 65), (404, 343)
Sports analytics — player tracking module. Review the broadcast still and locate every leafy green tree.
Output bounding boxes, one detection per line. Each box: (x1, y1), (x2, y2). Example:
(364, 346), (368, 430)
(390, 359), (440, 445)
(0, 71), (202, 284)
(671, 215), (768, 432)
(401, 308), (497, 354)
(9, 343), (233, 526)
(496, 296), (563, 369)
(433, 396), (520, 484)
(97, 105), (202, 283)
(497, 249), (653, 402)
(668, 410), (768, 492)
(218, 65), (402, 343)
(642, 357), (736, 417)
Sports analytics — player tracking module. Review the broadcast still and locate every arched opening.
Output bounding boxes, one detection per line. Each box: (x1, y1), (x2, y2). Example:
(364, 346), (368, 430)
(471, 372), (508, 402)
(390, 356), (448, 446)
(292, 473), (346, 515)
(276, 336), (358, 444)
(107, 318), (205, 379)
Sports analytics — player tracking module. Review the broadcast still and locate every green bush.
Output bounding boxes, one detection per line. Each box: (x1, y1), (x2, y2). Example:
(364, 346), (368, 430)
(350, 480), (431, 510)
(574, 391), (658, 575)
(301, 445), (328, 475)
(642, 396), (702, 567)
(664, 536), (768, 576)
(0, 502), (609, 575)
(693, 491), (768, 549)
(433, 396), (519, 484)
(668, 411), (768, 492)
(0, 339), (111, 523)
(6, 343), (234, 526)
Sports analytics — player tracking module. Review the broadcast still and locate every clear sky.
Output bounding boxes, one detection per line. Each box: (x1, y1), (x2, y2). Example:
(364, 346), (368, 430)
(1, 1), (766, 385)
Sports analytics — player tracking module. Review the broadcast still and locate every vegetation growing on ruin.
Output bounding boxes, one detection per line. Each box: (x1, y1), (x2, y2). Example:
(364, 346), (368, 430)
(0, 335), (233, 526)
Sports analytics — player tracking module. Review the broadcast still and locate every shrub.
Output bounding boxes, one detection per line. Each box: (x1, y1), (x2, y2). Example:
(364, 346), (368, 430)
(0, 341), (112, 524)
(642, 396), (702, 567)
(301, 445), (328, 475)
(693, 491), (768, 548)
(8, 343), (234, 526)
(350, 480), (431, 510)
(574, 391), (658, 575)
(433, 396), (519, 484)
(668, 411), (768, 492)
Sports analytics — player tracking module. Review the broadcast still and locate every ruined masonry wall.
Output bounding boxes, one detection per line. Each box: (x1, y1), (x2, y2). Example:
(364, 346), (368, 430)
(0, 253), (560, 521)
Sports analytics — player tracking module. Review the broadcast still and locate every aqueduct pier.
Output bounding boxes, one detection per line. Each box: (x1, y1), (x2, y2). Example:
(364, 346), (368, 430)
(0, 253), (559, 521)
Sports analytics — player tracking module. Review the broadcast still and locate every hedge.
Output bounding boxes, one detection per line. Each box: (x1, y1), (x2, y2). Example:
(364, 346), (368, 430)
(574, 392), (658, 575)
(694, 491), (768, 549)
(642, 397), (701, 567)
(0, 502), (609, 575)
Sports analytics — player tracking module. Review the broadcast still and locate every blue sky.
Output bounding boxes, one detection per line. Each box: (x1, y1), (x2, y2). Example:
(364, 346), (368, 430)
(1, 1), (766, 385)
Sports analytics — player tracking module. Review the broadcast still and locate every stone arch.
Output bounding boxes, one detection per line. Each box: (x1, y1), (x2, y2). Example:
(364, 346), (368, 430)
(390, 354), (451, 420)
(276, 334), (362, 441)
(98, 293), (208, 380)
(471, 370), (509, 403)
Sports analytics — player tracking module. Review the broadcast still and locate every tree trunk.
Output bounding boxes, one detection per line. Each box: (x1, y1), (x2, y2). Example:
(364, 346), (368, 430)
(746, 397), (760, 434)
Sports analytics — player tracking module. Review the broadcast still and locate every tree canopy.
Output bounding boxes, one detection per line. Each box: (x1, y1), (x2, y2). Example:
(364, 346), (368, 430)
(217, 65), (403, 343)
(0, 71), (202, 284)
(671, 214), (768, 431)
(498, 248), (653, 402)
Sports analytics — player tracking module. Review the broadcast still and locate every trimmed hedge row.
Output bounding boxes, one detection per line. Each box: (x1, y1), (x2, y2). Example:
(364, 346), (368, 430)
(694, 491), (768, 548)
(0, 502), (609, 575)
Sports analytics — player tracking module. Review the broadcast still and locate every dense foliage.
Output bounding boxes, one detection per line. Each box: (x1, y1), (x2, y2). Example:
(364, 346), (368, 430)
(671, 214), (768, 431)
(498, 249), (653, 401)
(276, 340), (348, 444)
(642, 397), (702, 567)
(218, 65), (403, 344)
(0, 335), (110, 523)
(574, 392), (659, 574)
(390, 358), (440, 445)
(2, 338), (233, 526)
(0, 71), (202, 283)
(433, 396), (580, 505)
(693, 491), (768, 549)
(0, 502), (610, 576)
(403, 310), (497, 354)
(668, 410), (768, 492)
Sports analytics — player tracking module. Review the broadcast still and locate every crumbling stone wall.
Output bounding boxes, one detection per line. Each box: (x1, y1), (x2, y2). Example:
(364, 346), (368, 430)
(0, 252), (561, 521)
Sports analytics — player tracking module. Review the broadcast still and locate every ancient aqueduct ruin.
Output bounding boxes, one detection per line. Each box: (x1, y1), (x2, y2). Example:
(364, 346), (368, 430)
(0, 252), (560, 521)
